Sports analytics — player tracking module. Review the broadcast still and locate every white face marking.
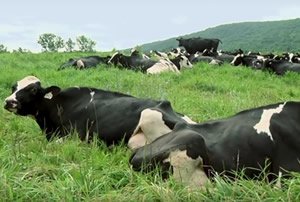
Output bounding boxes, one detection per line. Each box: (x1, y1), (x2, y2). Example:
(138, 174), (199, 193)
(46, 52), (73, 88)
(130, 109), (172, 147)
(108, 52), (119, 64)
(179, 56), (193, 69)
(164, 149), (209, 187)
(44, 92), (53, 99)
(89, 91), (95, 103)
(253, 102), (286, 141)
(5, 76), (40, 103)
(147, 60), (180, 74)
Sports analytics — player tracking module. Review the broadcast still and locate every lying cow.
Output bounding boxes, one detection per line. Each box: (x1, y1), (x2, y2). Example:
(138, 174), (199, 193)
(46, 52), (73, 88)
(108, 52), (191, 74)
(4, 76), (193, 145)
(230, 54), (264, 69)
(59, 55), (111, 70)
(129, 101), (300, 187)
(264, 59), (300, 75)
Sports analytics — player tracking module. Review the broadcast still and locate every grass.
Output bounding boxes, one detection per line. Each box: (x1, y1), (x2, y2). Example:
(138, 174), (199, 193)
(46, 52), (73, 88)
(1, 52), (300, 201)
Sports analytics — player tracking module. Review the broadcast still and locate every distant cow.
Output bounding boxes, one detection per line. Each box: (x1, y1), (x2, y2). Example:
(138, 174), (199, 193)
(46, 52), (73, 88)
(230, 54), (264, 69)
(4, 76), (193, 145)
(176, 37), (222, 54)
(59, 55), (111, 70)
(130, 101), (300, 187)
(108, 52), (191, 74)
(264, 59), (300, 75)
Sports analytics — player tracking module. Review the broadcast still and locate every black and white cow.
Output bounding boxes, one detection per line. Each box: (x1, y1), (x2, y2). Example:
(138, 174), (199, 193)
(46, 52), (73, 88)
(264, 59), (300, 75)
(230, 54), (264, 69)
(4, 76), (193, 145)
(167, 47), (188, 58)
(129, 101), (300, 187)
(177, 37), (222, 54)
(108, 52), (191, 74)
(59, 55), (111, 70)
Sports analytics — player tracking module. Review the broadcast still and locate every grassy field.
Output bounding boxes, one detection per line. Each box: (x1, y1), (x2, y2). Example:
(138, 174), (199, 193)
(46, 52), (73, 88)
(1, 52), (300, 201)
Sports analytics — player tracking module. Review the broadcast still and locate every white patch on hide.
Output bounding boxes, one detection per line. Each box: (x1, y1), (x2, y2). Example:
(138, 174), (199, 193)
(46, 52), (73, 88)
(44, 92), (53, 99)
(253, 102), (286, 141)
(147, 59), (180, 74)
(89, 91), (95, 103)
(131, 109), (172, 145)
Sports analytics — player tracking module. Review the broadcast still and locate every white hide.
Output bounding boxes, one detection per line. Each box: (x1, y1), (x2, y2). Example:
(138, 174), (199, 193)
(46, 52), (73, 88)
(253, 102), (286, 141)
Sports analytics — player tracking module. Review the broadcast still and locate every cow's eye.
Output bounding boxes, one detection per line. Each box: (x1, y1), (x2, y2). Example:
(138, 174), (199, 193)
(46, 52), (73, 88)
(30, 87), (38, 95)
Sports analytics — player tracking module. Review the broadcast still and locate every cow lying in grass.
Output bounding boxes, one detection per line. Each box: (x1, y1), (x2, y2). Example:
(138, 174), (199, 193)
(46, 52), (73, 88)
(129, 101), (300, 188)
(59, 55), (111, 70)
(4, 76), (193, 145)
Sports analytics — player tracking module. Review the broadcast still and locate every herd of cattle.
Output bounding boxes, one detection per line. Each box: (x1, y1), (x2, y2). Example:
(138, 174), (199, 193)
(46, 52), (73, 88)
(59, 37), (300, 75)
(3, 37), (300, 188)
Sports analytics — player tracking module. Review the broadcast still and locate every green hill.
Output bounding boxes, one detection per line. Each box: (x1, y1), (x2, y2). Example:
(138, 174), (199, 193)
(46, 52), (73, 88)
(138, 18), (300, 53)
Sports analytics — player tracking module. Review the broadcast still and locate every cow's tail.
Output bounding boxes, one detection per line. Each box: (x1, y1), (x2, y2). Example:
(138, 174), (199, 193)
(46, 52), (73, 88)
(218, 39), (223, 44)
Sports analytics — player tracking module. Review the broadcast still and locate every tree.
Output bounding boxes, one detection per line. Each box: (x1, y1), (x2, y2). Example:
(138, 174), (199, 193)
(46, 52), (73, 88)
(65, 38), (75, 52)
(37, 33), (64, 52)
(0, 44), (8, 53)
(12, 47), (31, 53)
(76, 35), (96, 52)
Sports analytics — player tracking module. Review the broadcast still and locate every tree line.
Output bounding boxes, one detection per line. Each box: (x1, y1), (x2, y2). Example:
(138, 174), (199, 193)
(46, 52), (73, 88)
(0, 33), (97, 53)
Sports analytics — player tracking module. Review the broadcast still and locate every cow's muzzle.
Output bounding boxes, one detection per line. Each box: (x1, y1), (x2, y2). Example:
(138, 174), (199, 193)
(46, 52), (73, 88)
(4, 99), (18, 112)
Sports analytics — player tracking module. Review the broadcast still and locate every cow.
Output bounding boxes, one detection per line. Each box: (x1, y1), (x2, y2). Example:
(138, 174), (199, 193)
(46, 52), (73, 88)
(4, 76), (193, 145)
(176, 37), (222, 54)
(59, 55), (111, 70)
(230, 54), (264, 69)
(167, 47), (188, 58)
(129, 101), (300, 188)
(108, 52), (191, 74)
(264, 59), (300, 75)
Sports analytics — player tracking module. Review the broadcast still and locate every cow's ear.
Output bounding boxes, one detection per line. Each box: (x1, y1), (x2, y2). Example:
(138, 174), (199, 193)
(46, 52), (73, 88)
(44, 86), (61, 98)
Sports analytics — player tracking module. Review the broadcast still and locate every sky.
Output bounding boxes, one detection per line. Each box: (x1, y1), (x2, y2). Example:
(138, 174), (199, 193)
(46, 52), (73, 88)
(1, 0), (300, 52)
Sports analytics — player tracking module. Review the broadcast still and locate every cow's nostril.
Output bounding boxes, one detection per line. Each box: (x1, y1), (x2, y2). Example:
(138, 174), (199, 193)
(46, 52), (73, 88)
(4, 100), (18, 110)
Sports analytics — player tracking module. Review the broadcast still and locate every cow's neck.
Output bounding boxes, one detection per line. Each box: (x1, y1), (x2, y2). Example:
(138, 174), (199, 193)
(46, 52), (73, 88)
(33, 98), (58, 132)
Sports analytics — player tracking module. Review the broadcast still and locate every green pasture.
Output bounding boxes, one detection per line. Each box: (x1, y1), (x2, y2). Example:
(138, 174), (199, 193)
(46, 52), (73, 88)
(0, 52), (300, 201)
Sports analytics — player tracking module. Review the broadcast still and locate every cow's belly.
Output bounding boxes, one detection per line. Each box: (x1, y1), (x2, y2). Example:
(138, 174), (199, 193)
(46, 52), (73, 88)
(206, 128), (274, 177)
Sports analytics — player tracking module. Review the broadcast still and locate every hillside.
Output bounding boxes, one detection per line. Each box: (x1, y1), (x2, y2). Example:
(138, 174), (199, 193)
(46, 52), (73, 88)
(139, 18), (300, 53)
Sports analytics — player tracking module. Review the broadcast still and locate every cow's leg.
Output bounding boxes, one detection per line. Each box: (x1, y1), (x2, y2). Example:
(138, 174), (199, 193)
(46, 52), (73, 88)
(76, 60), (85, 69)
(128, 130), (146, 150)
(128, 109), (172, 150)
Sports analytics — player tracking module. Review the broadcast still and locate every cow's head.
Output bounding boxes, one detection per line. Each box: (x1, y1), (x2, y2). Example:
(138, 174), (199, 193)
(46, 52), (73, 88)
(178, 55), (193, 69)
(4, 76), (61, 116)
(176, 37), (184, 46)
